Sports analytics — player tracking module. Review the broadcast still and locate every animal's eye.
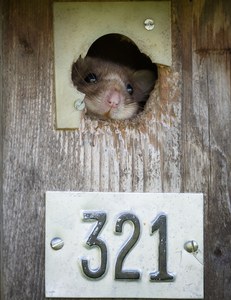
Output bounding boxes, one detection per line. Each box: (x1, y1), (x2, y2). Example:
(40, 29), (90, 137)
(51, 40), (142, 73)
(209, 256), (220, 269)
(126, 83), (133, 95)
(84, 73), (97, 83)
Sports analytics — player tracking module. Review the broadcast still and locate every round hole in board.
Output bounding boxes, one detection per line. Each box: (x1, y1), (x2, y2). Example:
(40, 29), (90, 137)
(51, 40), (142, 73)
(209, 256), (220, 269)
(72, 33), (158, 121)
(87, 33), (157, 73)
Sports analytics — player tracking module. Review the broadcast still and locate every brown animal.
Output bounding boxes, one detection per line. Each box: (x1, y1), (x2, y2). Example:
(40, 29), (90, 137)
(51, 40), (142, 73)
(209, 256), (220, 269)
(71, 56), (157, 120)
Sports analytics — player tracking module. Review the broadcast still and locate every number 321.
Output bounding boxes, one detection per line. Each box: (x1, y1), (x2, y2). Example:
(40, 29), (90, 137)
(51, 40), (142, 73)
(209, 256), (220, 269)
(81, 211), (174, 281)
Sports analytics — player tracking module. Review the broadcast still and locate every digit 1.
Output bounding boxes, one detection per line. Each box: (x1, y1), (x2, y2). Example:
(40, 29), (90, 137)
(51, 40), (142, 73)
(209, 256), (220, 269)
(81, 211), (107, 279)
(150, 213), (174, 281)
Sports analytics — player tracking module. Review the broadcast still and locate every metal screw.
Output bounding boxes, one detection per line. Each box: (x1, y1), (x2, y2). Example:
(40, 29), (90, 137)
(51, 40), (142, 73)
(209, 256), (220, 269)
(50, 237), (64, 250)
(184, 240), (199, 253)
(74, 99), (85, 111)
(144, 19), (155, 31)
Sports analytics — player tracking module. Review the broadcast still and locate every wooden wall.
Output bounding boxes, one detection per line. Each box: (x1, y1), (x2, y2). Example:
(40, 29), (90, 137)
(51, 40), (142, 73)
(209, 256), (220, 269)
(0, 0), (3, 296)
(1, 0), (230, 299)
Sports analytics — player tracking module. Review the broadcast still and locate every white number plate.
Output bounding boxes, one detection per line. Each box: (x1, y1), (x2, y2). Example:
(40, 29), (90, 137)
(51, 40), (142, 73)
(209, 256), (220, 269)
(45, 192), (203, 298)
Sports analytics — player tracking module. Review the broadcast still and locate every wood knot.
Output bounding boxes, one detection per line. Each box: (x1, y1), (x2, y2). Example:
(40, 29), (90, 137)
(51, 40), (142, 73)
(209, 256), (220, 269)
(19, 37), (33, 54)
(214, 246), (222, 257)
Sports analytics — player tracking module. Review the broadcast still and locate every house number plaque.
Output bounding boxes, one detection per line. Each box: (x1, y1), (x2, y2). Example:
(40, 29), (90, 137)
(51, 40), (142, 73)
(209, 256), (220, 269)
(45, 192), (204, 298)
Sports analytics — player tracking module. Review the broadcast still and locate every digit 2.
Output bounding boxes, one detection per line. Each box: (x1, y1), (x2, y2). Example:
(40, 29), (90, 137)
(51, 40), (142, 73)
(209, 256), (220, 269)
(114, 213), (141, 280)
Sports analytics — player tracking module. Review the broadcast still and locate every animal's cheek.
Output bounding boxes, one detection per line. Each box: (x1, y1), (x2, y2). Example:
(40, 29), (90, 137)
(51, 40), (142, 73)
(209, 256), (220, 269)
(76, 82), (91, 93)
(84, 97), (110, 116)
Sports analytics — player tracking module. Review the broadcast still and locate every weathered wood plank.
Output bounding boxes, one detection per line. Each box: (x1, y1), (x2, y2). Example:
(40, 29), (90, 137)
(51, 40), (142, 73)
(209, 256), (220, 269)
(186, 51), (231, 299)
(193, 0), (231, 51)
(2, 0), (53, 299)
(204, 52), (231, 299)
(1, 0), (230, 300)
(1, 4), (180, 300)
(185, 1), (231, 300)
(1, 0), (180, 299)
(0, 0), (3, 296)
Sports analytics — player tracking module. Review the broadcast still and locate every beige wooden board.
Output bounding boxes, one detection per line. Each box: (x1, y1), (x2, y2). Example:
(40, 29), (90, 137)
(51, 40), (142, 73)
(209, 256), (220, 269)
(53, 1), (171, 128)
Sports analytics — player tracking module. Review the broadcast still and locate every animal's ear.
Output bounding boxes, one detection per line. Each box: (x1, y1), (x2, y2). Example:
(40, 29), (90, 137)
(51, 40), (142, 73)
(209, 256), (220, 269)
(133, 69), (157, 94)
(71, 55), (86, 87)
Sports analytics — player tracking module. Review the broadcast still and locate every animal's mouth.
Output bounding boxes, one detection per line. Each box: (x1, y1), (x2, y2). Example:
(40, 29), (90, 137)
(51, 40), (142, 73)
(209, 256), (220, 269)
(103, 108), (113, 119)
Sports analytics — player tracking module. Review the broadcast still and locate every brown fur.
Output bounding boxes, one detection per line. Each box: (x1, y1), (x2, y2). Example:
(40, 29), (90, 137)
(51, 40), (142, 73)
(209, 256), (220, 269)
(71, 56), (156, 120)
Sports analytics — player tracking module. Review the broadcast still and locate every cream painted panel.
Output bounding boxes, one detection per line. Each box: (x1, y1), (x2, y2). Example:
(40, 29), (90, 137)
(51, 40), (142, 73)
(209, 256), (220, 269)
(53, 1), (171, 128)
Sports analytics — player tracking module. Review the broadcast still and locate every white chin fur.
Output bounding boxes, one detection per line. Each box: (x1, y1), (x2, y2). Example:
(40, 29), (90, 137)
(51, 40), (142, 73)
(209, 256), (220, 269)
(85, 99), (138, 120)
(109, 107), (138, 120)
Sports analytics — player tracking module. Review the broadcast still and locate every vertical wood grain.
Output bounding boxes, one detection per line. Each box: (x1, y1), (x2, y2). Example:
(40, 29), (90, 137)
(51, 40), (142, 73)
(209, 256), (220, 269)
(0, 0), (3, 296)
(190, 51), (231, 300)
(1, 0), (231, 300)
(2, 0), (53, 298)
(1, 1), (181, 298)
(182, 0), (231, 299)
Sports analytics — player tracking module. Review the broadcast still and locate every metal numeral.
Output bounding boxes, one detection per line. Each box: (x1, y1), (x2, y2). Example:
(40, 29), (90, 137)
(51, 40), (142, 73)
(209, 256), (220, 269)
(81, 211), (107, 279)
(115, 213), (141, 280)
(81, 211), (175, 281)
(150, 213), (174, 281)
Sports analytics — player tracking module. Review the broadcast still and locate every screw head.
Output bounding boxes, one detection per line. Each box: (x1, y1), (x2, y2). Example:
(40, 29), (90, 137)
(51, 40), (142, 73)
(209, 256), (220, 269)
(144, 19), (155, 31)
(184, 240), (199, 253)
(74, 99), (85, 111)
(50, 237), (64, 250)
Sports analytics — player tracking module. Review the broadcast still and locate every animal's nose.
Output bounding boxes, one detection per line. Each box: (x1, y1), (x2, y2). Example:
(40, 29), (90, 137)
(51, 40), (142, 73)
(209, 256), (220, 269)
(107, 98), (119, 108)
(107, 91), (121, 108)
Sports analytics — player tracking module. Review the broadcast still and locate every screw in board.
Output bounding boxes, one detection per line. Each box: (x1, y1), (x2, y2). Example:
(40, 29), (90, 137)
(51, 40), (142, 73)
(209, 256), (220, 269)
(50, 237), (64, 250)
(184, 240), (199, 253)
(144, 19), (155, 31)
(74, 99), (85, 111)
